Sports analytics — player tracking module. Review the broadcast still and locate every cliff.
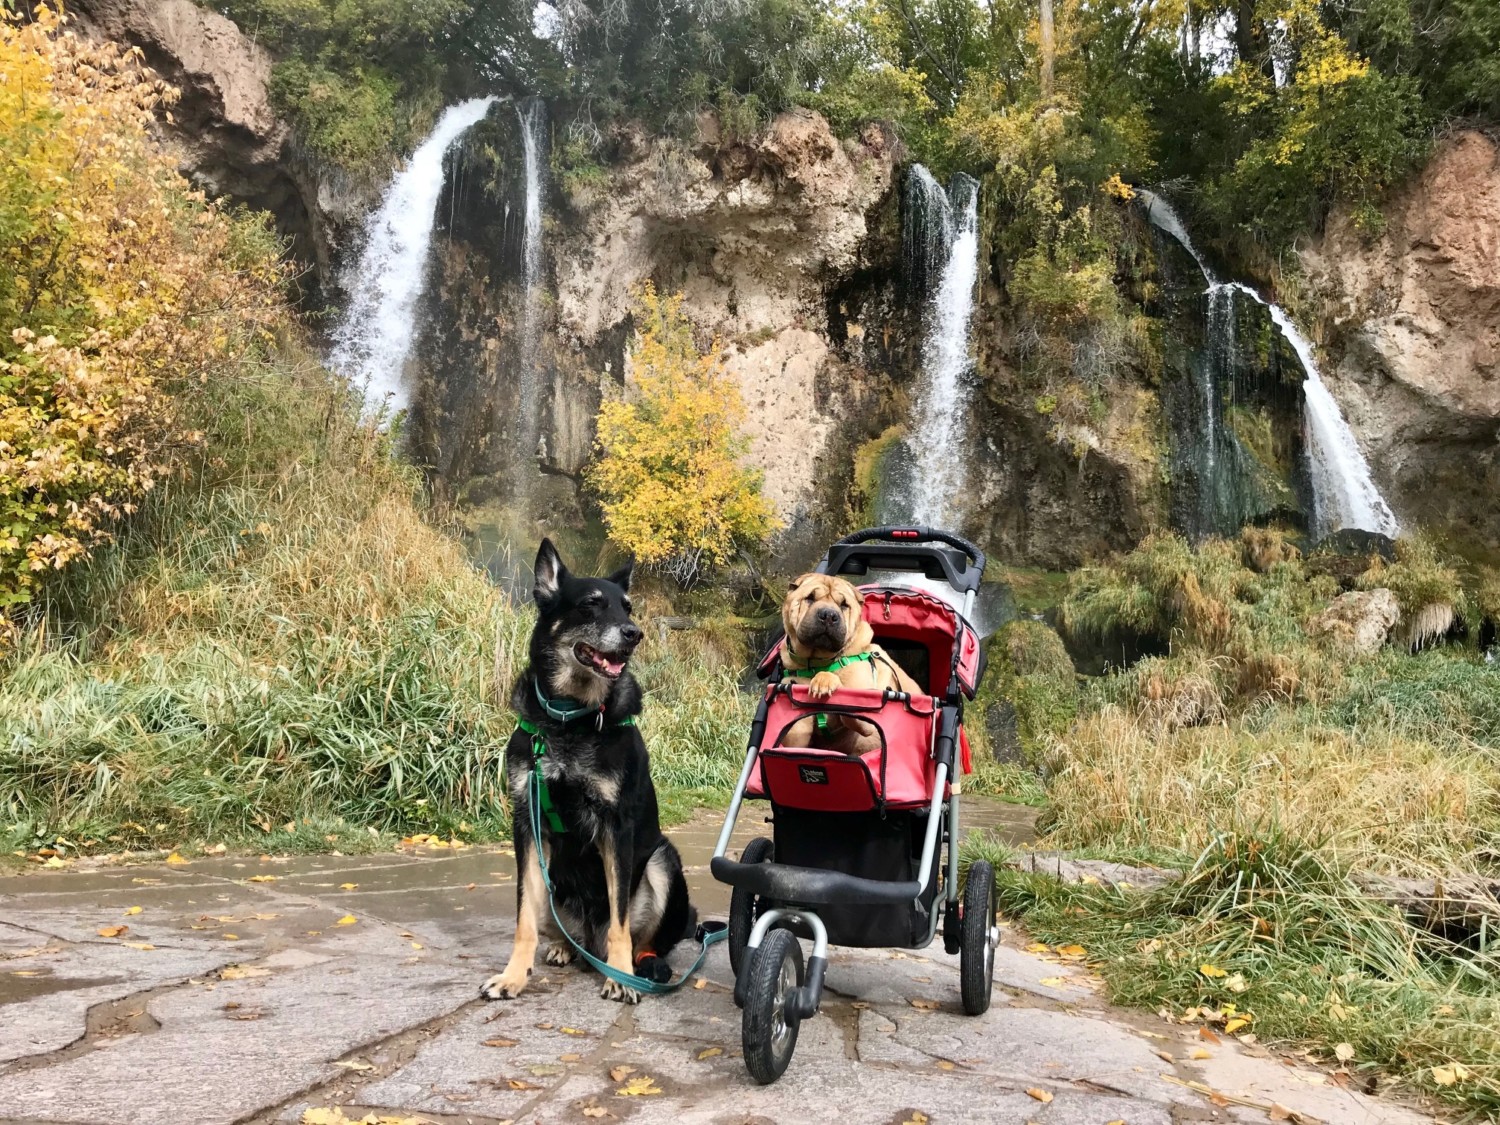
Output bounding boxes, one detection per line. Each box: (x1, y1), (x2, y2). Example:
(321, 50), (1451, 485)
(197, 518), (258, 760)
(1302, 130), (1500, 551)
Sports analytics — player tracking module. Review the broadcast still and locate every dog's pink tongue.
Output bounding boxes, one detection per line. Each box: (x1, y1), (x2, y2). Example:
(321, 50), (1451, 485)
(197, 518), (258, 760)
(603, 656), (626, 676)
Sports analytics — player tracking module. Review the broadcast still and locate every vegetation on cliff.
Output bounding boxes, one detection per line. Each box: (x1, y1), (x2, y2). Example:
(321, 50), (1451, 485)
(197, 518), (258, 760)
(588, 285), (778, 589)
(1, 7), (283, 626)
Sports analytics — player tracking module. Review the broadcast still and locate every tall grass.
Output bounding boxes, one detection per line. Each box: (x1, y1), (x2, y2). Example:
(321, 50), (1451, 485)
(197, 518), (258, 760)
(1044, 707), (1500, 876)
(1, 343), (750, 855)
(993, 831), (1500, 1113)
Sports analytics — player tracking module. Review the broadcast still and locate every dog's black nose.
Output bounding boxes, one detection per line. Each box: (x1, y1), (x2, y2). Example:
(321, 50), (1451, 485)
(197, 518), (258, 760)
(620, 624), (643, 647)
(815, 606), (841, 626)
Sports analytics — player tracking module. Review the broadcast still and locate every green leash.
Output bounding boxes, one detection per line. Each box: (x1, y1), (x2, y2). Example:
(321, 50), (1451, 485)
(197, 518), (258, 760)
(515, 713), (726, 996)
(782, 650), (875, 730)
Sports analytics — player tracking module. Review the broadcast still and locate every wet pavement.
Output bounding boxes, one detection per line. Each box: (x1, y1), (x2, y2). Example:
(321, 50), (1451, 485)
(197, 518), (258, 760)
(0, 803), (1429, 1125)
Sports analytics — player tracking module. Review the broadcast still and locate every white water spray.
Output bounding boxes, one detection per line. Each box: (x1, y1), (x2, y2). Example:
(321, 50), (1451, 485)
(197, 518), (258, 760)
(516, 99), (546, 461)
(905, 167), (980, 527)
(1140, 191), (1399, 538)
(329, 97), (497, 412)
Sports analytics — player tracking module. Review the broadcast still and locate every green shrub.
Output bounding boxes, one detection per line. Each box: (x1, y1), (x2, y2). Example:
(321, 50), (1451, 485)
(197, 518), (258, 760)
(269, 60), (399, 172)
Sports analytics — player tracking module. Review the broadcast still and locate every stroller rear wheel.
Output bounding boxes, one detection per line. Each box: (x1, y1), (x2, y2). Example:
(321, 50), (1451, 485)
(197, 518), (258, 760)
(960, 859), (997, 1016)
(728, 836), (773, 980)
(742, 927), (803, 1084)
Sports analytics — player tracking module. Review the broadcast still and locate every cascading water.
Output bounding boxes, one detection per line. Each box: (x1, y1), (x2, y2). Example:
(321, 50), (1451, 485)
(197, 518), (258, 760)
(515, 99), (546, 463)
(1140, 191), (1399, 539)
(328, 97), (497, 412)
(896, 166), (980, 528)
(1253, 291), (1400, 538)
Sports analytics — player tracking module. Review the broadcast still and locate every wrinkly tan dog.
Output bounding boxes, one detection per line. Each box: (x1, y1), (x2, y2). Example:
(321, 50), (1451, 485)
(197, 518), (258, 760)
(777, 573), (923, 754)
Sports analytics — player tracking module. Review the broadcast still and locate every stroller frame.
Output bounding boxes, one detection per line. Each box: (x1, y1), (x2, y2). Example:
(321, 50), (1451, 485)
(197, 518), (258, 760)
(710, 526), (1000, 1084)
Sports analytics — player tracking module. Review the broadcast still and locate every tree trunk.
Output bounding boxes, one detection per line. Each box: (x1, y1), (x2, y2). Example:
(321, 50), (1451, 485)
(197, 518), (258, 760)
(1039, 0), (1055, 97)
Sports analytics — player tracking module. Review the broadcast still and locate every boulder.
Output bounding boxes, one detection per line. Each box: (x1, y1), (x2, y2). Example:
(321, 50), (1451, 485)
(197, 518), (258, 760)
(1305, 588), (1401, 655)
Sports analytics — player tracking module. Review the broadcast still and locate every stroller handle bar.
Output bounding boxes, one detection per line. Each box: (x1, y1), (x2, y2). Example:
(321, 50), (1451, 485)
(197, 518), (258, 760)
(830, 526), (986, 574)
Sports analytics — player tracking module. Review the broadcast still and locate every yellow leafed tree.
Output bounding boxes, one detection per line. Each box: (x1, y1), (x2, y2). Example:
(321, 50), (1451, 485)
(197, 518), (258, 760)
(587, 284), (778, 587)
(0, 7), (286, 627)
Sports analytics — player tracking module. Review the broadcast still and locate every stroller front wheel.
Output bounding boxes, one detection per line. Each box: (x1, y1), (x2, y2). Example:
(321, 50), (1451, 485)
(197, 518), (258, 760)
(960, 858), (998, 1015)
(742, 927), (803, 1084)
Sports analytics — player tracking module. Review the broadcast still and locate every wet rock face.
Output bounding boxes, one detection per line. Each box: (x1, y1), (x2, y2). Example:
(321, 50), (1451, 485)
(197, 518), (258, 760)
(1303, 130), (1500, 551)
(549, 111), (903, 532)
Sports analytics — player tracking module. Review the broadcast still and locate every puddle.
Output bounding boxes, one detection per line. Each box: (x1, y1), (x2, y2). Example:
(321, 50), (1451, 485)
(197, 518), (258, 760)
(0, 970), (120, 1006)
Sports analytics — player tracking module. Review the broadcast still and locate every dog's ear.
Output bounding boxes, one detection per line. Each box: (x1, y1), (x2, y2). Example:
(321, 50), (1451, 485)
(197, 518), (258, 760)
(606, 560), (634, 593)
(534, 538), (568, 607)
(788, 572), (816, 593)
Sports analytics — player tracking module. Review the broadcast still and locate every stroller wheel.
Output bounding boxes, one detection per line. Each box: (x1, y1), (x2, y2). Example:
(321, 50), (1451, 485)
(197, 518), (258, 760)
(960, 859), (997, 1016)
(743, 927), (803, 1084)
(728, 836), (773, 981)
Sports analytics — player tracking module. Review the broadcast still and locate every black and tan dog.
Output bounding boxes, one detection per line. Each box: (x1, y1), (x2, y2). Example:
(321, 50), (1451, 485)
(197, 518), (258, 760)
(778, 572), (923, 754)
(480, 540), (694, 1005)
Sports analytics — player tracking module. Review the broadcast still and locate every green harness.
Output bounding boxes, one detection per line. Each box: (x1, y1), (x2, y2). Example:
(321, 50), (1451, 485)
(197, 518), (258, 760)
(782, 650), (874, 729)
(512, 688), (725, 996)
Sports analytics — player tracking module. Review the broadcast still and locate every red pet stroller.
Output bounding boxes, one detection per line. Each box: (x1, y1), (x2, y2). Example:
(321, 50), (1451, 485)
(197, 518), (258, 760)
(710, 526), (999, 1083)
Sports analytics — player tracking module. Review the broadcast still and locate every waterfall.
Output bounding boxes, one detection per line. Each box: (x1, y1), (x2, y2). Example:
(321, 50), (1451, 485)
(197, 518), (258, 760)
(900, 166), (980, 528)
(1248, 289), (1401, 538)
(329, 97), (497, 412)
(516, 99), (546, 462)
(1140, 191), (1399, 538)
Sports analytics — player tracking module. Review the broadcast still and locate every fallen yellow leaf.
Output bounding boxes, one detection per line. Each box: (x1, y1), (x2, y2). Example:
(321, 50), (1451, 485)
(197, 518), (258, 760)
(935, 1060), (955, 1071)
(693, 978), (707, 990)
(1025, 942), (1050, 953)
(165, 853), (190, 866)
(561, 1026), (586, 1036)
(505, 1078), (542, 1090)
(582, 1109), (609, 1120)
(483, 1037), (518, 1048)
(560, 1053), (583, 1063)
(1334, 1042), (1355, 1064)
(340, 883), (358, 891)
(123, 941), (156, 951)
(1038, 976), (1068, 987)
(1190, 1048), (1211, 1060)
(247, 875), (278, 883)
(1199, 963), (1227, 978)
(332, 1059), (375, 1071)
(1025, 1088), (1053, 1103)
(608, 1065), (636, 1082)
(335, 915), (357, 926)
(222, 933), (239, 941)
(696, 1047), (722, 1060)
(124, 906), (142, 916)
(1225, 972), (1248, 993)
(910, 998), (940, 1010)
(219, 966), (270, 980)
(1055, 944), (1086, 959)
(1224, 1017), (1251, 1034)
(616, 1075), (663, 1096)
(97, 925), (128, 938)
(902, 1114), (929, 1125)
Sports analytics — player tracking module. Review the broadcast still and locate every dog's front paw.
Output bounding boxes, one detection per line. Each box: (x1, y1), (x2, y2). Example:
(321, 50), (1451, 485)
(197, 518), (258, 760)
(599, 977), (641, 1005)
(807, 670), (841, 699)
(544, 942), (576, 967)
(479, 969), (529, 1000)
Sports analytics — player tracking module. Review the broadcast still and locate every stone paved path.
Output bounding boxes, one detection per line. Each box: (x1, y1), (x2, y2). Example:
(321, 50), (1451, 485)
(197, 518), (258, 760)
(0, 817), (1433, 1125)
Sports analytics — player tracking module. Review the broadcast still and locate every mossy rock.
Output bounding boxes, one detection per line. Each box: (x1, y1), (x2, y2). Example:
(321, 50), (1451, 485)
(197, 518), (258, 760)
(975, 620), (1079, 765)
